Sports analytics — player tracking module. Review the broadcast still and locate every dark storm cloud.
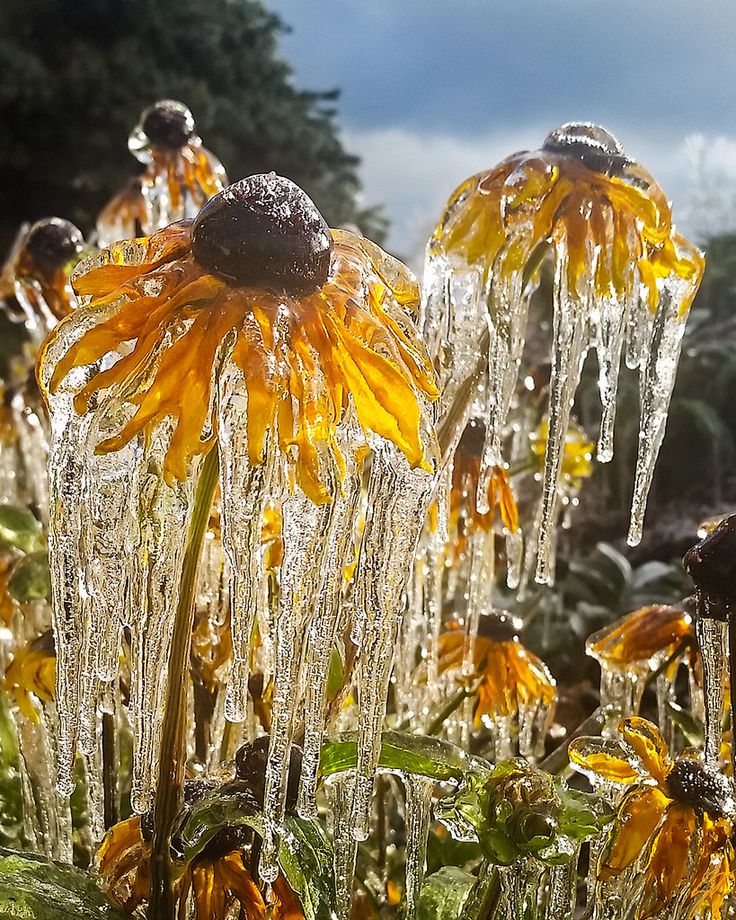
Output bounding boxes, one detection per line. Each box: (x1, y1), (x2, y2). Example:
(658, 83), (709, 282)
(274, 0), (735, 138)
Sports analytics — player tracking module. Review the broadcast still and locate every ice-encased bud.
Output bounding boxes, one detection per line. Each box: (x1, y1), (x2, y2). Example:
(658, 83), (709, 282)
(666, 758), (735, 817)
(24, 218), (84, 278)
(543, 122), (629, 174)
(683, 513), (736, 610)
(477, 611), (518, 643)
(140, 99), (196, 151)
(191, 173), (333, 295)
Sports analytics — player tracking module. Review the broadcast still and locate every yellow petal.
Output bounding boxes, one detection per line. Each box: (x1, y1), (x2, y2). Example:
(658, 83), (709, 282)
(568, 736), (641, 784)
(600, 785), (669, 880)
(620, 717), (671, 785)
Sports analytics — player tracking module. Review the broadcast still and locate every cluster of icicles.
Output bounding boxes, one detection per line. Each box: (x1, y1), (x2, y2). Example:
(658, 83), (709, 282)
(7, 115), (704, 912)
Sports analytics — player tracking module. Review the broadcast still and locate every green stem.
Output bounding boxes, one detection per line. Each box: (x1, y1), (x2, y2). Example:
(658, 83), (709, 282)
(149, 448), (219, 919)
(426, 682), (478, 736)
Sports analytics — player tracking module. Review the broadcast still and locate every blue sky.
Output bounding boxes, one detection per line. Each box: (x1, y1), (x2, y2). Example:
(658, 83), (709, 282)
(272, 0), (736, 260)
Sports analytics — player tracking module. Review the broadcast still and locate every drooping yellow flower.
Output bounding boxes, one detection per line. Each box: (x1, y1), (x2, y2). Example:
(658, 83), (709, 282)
(96, 100), (227, 246)
(433, 125), (703, 311)
(438, 613), (555, 724)
(38, 175), (438, 504)
(98, 815), (304, 920)
(570, 716), (735, 919)
(587, 603), (696, 675)
(3, 630), (56, 722)
(6, 219), (85, 331)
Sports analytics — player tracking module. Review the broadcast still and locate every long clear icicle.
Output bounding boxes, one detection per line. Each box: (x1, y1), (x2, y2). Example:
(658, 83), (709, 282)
(298, 455), (361, 818)
(695, 613), (728, 765)
(351, 442), (433, 840)
(535, 238), (589, 584)
(218, 365), (274, 724)
(403, 775), (434, 920)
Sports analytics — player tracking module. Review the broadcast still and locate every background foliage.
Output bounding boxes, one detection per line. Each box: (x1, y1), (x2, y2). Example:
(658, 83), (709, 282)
(0, 0), (387, 252)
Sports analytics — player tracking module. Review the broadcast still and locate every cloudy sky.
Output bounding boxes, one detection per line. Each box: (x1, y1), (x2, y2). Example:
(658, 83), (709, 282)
(273, 0), (736, 261)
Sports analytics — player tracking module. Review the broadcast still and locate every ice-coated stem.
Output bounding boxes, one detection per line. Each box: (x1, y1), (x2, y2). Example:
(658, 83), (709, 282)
(149, 447), (219, 920)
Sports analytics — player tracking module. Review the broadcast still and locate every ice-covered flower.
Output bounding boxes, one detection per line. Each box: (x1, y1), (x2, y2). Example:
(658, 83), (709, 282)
(41, 175), (436, 498)
(587, 603), (695, 673)
(3, 630), (55, 723)
(96, 100), (227, 246)
(4, 218), (85, 339)
(36, 174), (438, 851)
(438, 612), (555, 736)
(98, 816), (303, 920)
(422, 122), (705, 584)
(570, 716), (735, 919)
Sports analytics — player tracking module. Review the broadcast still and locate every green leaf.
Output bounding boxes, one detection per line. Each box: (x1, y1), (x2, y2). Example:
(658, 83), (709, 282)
(0, 849), (128, 918)
(0, 507), (44, 555)
(666, 701), (704, 747)
(8, 553), (51, 602)
(319, 731), (488, 783)
(417, 867), (475, 920)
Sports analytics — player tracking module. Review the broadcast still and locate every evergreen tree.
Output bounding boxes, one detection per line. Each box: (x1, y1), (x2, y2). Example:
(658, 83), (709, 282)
(0, 0), (386, 252)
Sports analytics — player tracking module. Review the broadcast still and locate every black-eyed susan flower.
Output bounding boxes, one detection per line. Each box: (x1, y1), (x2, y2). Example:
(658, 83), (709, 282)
(96, 100), (227, 246)
(587, 604), (696, 675)
(99, 815), (303, 920)
(40, 175), (437, 498)
(7, 219), (85, 337)
(37, 173), (438, 845)
(570, 716), (735, 919)
(423, 122), (705, 584)
(438, 613), (556, 735)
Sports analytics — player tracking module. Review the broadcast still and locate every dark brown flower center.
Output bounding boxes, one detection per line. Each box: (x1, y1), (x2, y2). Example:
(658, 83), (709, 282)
(141, 100), (196, 151)
(684, 514), (736, 613)
(542, 122), (629, 175)
(666, 758), (734, 818)
(477, 612), (518, 643)
(24, 218), (84, 277)
(191, 174), (333, 295)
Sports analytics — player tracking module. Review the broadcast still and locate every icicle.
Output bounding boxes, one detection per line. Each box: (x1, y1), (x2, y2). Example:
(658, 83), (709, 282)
(695, 614), (728, 765)
(498, 858), (545, 918)
(298, 458), (362, 818)
(627, 277), (692, 546)
(535, 238), (589, 585)
(260, 491), (332, 881)
(545, 847), (580, 920)
(351, 442), (434, 840)
(329, 774), (359, 920)
(403, 775), (434, 920)
(505, 528), (523, 590)
(129, 450), (195, 814)
(597, 666), (644, 739)
(462, 529), (494, 678)
(218, 365), (274, 724)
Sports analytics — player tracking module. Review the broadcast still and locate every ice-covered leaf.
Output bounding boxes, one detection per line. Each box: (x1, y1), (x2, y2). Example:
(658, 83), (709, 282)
(0, 849), (128, 919)
(416, 867), (475, 920)
(0, 506), (45, 554)
(8, 552), (51, 602)
(319, 731), (487, 783)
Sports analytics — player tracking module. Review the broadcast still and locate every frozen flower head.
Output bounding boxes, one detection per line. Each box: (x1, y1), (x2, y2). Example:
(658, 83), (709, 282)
(6, 218), (85, 339)
(41, 174), (437, 499)
(96, 99), (227, 246)
(423, 122), (705, 584)
(36, 174), (438, 845)
(570, 717), (735, 919)
(439, 612), (555, 758)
